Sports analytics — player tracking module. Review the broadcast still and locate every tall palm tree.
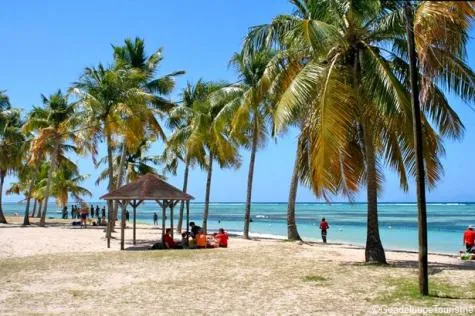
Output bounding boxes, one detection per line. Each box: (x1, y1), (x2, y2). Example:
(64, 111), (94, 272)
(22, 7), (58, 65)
(164, 80), (210, 233)
(221, 51), (274, 239)
(403, 0), (474, 295)
(186, 81), (241, 233)
(72, 65), (154, 241)
(243, 0), (468, 263)
(0, 96), (26, 224)
(23, 90), (80, 226)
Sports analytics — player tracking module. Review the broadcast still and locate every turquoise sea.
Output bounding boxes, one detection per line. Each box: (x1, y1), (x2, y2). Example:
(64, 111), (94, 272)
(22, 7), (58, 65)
(3, 202), (473, 254)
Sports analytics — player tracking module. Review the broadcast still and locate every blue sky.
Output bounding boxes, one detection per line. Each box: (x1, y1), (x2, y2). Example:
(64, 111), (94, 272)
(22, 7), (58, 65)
(0, 1), (474, 203)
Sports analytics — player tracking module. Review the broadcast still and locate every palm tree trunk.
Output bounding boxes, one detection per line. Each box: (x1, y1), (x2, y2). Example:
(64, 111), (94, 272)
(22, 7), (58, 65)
(362, 125), (386, 264)
(23, 171), (37, 226)
(0, 170), (7, 224)
(202, 152), (213, 234)
(105, 131), (115, 243)
(40, 157), (55, 227)
(31, 199), (37, 217)
(111, 142), (127, 229)
(243, 119), (259, 239)
(404, 3), (428, 295)
(287, 133), (302, 241)
(37, 200), (43, 218)
(176, 159), (190, 234)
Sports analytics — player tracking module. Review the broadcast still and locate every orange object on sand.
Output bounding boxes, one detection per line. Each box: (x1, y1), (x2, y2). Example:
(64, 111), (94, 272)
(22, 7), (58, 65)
(196, 233), (207, 248)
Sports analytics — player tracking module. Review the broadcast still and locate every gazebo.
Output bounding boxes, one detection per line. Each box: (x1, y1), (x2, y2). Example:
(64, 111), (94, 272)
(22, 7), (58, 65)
(100, 173), (194, 250)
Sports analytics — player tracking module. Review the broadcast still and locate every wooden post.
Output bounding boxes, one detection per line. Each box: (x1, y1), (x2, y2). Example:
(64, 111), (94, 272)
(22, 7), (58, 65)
(107, 204), (111, 248)
(170, 203), (174, 240)
(186, 200), (190, 233)
(161, 200), (166, 242)
(120, 201), (127, 250)
(133, 200), (137, 245)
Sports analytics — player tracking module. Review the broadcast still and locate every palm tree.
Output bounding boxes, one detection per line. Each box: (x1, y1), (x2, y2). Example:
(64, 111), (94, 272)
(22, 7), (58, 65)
(23, 90), (80, 226)
(403, 0), (474, 295)
(0, 96), (26, 224)
(220, 51), (275, 239)
(186, 81), (241, 233)
(242, 0), (468, 263)
(164, 80), (210, 233)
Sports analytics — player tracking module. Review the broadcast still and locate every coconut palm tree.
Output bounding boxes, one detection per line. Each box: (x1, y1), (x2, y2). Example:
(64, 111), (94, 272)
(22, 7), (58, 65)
(218, 51), (275, 239)
(163, 80), (210, 233)
(242, 0), (468, 263)
(22, 90), (81, 226)
(402, 0), (474, 295)
(0, 98), (26, 224)
(185, 81), (241, 233)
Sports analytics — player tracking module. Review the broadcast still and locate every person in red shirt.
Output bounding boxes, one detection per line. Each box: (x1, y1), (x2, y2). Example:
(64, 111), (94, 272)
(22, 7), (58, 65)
(463, 225), (474, 252)
(320, 218), (329, 243)
(163, 228), (176, 249)
(214, 228), (228, 248)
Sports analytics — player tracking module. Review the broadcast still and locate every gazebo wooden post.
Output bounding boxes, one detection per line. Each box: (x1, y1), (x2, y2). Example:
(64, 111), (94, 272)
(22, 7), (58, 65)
(120, 200), (128, 250)
(161, 200), (166, 242)
(129, 199), (143, 246)
(186, 200), (190, 233)
(170, 202), (174, 240)
(133, 200), (137, 245)
(107, 206), (111, 248)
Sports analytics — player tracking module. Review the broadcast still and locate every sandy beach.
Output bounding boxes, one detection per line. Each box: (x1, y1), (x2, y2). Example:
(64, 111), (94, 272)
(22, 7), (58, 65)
(1, 216), (474, 315)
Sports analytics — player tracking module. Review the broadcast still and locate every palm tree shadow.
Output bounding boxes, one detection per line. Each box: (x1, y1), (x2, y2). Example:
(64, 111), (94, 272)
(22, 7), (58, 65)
(388, 259), (475, 273)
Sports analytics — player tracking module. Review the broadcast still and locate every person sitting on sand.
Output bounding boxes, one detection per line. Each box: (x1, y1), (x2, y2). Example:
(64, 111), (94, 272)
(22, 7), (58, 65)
(214, 228), (228, 248)
(196, 229), (207, 248)
(190, 222), (201, 238)
(100, 216), (107, 226)
(320, 218), (329, 243)
(163, 229), (182, 249)
(463, 225), (474, 252)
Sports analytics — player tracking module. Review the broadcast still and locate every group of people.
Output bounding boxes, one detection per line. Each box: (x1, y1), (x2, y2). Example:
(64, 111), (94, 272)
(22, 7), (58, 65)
(62, 204), (106, 220)
(65, 204), (107, 228)
(161, 222), (228, 250)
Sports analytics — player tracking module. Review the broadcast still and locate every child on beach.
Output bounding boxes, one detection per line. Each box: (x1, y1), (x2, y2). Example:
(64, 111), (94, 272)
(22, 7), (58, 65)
(320, 218), (329, 243)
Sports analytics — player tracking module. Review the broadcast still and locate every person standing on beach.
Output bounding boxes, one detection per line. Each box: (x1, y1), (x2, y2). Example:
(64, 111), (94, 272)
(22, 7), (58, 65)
(320, 218), (329, 243)
(463, 225), (474, 252)
(153, 212), (158, 226)
(126, 210), (130, 222)
(95, 205), (100, 218)
(101, 207), (106, 218)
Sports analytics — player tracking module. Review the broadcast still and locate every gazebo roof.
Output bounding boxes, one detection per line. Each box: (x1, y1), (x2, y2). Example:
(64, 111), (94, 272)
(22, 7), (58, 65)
(100, 173), (194, 201)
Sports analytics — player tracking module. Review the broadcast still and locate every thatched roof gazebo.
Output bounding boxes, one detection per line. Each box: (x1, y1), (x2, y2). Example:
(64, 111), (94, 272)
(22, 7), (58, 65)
(100, 173), (194, 250)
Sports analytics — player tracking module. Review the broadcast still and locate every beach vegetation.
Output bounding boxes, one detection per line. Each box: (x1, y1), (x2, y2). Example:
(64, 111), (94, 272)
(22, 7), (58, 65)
(0, 92), (26, 224)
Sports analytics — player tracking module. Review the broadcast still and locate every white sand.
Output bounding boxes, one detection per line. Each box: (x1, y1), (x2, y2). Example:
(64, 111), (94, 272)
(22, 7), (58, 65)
(1, 217), (474, 315)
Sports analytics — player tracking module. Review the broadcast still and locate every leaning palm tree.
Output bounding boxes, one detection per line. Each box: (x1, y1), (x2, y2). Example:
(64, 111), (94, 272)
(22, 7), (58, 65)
(23, 90), (81, 226)
(0, 101), (26, 224)
(243, 0), (468, 263)
(186, 81), (241, 233)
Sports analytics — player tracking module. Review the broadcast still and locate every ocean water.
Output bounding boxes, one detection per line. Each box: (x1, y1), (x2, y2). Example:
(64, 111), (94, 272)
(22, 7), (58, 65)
(3, 202), (473, 254)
